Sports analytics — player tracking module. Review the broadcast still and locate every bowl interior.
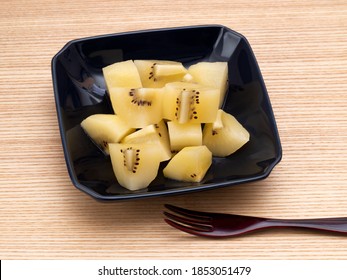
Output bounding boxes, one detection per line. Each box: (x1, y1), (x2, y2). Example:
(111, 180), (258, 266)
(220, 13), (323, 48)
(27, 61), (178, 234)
(52, 25), (281, 200)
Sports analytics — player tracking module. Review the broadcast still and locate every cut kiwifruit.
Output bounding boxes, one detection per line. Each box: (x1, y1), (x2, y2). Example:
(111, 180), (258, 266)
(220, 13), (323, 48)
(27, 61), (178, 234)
(121, 120), (171, 161)
(102, 60), (142, 90)
(134, 60), (187, 88)
(163, 145), (212, 182)
(80, 114), (135, 154)
(109, 143), (162, 190)
(167, 121), (202, 153)
(202, 109), (250, 157)
(162, 82), (219, 124)
(109, 87), (163, 128)
(188, 62), (228, 107)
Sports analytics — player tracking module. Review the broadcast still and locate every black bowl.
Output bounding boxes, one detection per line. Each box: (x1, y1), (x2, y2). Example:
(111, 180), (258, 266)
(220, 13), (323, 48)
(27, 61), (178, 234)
(51, 25), (282, 201)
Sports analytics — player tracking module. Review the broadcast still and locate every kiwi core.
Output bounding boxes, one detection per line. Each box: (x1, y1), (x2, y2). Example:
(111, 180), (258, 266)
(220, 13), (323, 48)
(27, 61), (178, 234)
(149, 63), (186, 81)
(175, 89), (199, 123)
(122, 147), (140, 173)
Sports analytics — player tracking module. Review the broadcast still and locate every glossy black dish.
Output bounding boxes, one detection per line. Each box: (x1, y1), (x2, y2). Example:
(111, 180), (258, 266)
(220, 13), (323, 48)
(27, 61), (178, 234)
(51, 25), (282, 201)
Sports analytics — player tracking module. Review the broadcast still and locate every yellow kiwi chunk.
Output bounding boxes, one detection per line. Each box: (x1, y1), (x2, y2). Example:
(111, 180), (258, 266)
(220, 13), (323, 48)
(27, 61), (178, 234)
(81, 114), (135, 154)
(188, 62), (228, 107)
(134, 60), (187, 88)
(102, 60), (142, 90)
(109, 143), (162, 190)
(202, 109), (250, 157)
(162, 82), (219, 124)
(167, 121), (202, 153)
(163, 146), (212, 182)
(109, 87), (163, 128)
(121, 120), (171, 161)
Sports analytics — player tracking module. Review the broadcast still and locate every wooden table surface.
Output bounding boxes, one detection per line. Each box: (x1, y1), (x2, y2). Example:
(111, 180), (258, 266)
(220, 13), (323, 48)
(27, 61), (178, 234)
(1, 0), (347, 260)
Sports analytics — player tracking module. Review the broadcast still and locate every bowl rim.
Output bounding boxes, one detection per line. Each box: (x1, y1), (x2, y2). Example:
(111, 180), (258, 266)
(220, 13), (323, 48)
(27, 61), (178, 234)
(51, 24), (282, 201)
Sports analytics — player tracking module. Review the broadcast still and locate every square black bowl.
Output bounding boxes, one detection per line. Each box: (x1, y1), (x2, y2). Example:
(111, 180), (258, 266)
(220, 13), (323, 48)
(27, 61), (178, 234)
(51, 25), (282, 201)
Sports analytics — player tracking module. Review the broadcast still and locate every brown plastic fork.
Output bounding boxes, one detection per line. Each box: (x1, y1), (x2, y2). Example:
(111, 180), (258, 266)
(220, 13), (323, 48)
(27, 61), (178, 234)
(164, 204), (347, 238)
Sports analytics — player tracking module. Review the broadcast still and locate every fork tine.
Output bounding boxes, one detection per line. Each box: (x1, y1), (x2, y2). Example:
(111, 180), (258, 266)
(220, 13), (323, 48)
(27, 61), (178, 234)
(164, 204), (211, 221)
(163, 211), (212, 232)
(164, 218), (213, 237)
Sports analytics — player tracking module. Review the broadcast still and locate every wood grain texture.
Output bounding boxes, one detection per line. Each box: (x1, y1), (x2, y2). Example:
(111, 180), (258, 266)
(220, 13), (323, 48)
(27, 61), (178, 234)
(1, 0), (347, 259)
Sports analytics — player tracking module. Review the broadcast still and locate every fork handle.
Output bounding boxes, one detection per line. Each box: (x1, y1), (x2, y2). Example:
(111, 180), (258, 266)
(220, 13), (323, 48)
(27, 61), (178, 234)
(266, 217), (347, 233)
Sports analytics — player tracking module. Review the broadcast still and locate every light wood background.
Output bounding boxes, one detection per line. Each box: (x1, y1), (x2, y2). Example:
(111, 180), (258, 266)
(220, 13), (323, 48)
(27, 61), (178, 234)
(1, 0), (347, 259)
